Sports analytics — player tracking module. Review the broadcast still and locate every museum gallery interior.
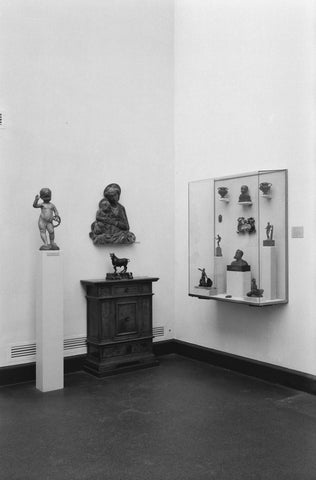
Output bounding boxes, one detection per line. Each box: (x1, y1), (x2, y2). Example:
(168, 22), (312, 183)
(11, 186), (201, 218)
(1, 1), (316, 478)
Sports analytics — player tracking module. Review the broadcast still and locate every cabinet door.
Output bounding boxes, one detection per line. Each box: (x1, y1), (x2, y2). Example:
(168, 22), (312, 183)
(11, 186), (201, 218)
(113, 295), (153, 339)
(115, 299), (139, 337)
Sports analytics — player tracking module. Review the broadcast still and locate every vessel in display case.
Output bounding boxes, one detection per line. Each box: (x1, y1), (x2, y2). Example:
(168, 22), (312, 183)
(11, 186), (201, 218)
(188, 170), (288, 306)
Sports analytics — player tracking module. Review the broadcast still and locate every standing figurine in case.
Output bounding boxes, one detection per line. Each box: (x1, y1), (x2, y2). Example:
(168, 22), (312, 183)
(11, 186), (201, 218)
(265, 222), (273, 240)
(33, 188), (61, 250)
(198, 268), (213, 287)
(263, 222), (275, 246)
(215, 234), (222, 256)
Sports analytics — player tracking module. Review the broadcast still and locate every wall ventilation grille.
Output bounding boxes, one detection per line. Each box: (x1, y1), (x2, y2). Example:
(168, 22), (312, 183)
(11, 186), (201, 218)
(9, 330), (163, 363)
(11, 343), (36, 359)
(64, 337), (87, 351)
(9, 336), (87, 363)
(152, 326), (164, 337)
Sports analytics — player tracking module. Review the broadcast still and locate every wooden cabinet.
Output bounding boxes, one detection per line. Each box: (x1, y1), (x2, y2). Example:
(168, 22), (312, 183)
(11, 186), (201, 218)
(80, 277), (159, 377)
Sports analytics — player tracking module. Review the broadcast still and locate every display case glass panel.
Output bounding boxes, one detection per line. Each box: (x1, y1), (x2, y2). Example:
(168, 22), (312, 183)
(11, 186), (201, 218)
(189, 170), (288, 306)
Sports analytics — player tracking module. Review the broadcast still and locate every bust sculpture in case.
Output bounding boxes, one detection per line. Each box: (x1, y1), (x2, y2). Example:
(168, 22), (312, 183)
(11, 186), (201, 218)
(227, 249), (250, 271)
(238, 185), (252, 203)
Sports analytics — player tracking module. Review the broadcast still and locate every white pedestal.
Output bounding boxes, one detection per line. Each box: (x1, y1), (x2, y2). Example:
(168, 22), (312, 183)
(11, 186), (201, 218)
(36, 251), (64, 392)
(214, 256), (226, 294)
(261, 246), (277, 300)
(226, 270), (251, 298)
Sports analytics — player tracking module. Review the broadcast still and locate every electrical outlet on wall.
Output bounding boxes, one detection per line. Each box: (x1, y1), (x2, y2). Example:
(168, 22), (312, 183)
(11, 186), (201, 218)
(291, 226), (304, 238)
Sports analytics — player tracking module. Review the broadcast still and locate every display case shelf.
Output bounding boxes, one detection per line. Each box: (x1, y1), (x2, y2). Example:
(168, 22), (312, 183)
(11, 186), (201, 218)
(188, 170), (288, 306)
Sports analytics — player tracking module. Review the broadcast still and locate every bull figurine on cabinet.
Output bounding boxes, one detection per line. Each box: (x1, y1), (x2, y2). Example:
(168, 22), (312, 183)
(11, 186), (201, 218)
(106, 253), (133, 280)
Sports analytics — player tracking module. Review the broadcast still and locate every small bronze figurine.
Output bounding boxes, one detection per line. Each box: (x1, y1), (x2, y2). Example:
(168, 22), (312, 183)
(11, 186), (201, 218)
(110, 253), (129, 274)
(265, 222), (273, 240)
(263, 222), (275, 246)
(215, 234), (222, 257)
(198, 268), (213, 287)
(247, 278), (264, 297)
(106, 253), (133, 280)
(33, 188), (61, 250)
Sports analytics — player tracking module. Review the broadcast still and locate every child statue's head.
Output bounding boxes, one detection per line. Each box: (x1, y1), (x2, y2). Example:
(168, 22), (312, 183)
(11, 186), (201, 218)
(40, 188), (52, 202)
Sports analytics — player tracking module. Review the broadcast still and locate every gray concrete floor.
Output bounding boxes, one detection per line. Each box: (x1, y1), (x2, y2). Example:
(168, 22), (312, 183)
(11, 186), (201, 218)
(0, 354), (316, 480)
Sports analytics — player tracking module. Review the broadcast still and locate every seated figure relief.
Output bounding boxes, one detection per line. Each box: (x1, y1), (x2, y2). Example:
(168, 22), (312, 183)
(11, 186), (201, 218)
(89, 183), (136, 245)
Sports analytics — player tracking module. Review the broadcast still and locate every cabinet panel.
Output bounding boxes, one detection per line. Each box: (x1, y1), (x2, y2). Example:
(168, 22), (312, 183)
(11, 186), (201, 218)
(112, 283), (152, 296)
(115, 301), (138, 336)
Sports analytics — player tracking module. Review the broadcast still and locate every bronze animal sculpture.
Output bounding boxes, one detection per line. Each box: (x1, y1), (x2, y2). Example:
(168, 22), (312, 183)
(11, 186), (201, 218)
(110, 253), (130, 274)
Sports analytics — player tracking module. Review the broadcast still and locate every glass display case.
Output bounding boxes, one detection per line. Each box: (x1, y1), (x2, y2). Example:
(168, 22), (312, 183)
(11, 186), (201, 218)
(189, 170), (288, 306)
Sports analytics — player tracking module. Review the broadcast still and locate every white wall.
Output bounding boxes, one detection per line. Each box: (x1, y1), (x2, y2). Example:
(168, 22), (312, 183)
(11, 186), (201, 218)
(174, 0), (316, 375)
(1, 0), (316, 378)
(0, 0), (175, 366)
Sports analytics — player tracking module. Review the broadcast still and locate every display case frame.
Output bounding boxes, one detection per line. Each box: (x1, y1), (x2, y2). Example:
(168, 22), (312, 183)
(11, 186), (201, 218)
(188, 170), (288, 306)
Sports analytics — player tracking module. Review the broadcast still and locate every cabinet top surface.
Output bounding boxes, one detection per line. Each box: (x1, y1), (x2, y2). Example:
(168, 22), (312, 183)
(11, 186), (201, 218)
(80, 276), (159, 286)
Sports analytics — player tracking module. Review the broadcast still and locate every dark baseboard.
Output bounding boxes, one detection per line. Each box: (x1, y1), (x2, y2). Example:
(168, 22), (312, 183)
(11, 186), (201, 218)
(0, 355), (87, 387)
(153, 339), (176, 356)
(64, 354), (86, 374)
(1, 341), (315, 395)
(170, 340), (316, 395)
(0, 362), (36, 387)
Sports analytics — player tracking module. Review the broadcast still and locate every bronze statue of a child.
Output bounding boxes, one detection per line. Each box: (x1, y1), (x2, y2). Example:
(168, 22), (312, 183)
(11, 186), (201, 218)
(33, 188), (61, 250)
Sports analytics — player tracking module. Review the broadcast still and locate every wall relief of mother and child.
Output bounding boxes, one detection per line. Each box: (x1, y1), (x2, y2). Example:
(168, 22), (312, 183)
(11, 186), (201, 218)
(89, 183), (136, 245)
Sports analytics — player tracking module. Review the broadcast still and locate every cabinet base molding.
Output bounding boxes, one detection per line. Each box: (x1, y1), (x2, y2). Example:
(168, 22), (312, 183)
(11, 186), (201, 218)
(84, 353), (159, 378)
